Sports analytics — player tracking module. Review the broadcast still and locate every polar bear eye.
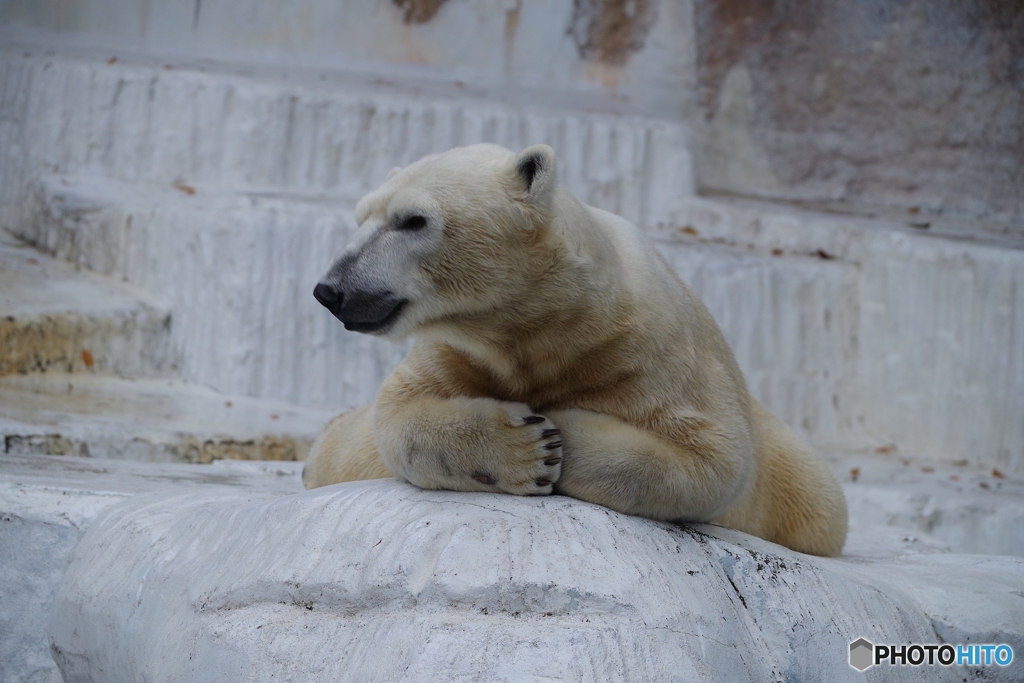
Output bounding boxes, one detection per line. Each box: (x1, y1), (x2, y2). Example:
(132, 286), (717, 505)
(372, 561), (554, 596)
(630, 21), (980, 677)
(396, 215), (427, 232)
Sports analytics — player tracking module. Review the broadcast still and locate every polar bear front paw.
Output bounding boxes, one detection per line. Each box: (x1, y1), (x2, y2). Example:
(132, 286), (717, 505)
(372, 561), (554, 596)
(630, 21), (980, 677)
(469, 408), (563, 496)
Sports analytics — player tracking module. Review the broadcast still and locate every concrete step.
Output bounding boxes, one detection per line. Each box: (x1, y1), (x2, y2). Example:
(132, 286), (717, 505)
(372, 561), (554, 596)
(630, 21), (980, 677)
(13, 173), (411, 411)
(0, 229), (173, 377)
(654, 196), (1024, 474)
(0, 45), (694, 235)
(0, 373), (333, 462)
(16, 171), (1022, 476)
(824, 449), (1024, 558)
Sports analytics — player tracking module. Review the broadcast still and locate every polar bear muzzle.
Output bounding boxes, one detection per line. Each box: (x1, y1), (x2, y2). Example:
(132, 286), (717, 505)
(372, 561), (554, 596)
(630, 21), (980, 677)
(313, 281), (407, 334)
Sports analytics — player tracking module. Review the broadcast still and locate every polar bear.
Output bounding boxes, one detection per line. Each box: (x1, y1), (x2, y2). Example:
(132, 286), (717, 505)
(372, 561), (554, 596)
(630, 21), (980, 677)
(305, 143), (848, 557)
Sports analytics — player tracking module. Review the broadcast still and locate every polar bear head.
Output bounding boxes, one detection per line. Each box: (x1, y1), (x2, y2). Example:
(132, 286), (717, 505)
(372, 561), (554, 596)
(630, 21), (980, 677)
(314, 143), (565, 340)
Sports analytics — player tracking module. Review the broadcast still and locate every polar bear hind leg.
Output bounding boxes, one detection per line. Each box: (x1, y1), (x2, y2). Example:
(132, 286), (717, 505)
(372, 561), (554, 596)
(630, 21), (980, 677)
(718, 400), (848, 556)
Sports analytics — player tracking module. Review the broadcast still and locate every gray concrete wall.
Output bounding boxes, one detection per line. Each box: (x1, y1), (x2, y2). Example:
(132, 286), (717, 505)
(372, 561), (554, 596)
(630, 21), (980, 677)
(0, 0), (699, 121)
(694, 0), (1024, 235)
(7, 0), (1020, 234)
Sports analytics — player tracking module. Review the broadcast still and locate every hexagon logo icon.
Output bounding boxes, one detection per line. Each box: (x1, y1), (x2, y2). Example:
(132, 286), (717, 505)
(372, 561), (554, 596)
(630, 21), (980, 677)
(849, 638), (874, 671)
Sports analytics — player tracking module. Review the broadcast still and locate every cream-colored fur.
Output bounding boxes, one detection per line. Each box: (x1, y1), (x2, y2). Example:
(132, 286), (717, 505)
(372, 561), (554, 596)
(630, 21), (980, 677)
(304, 143), (847, 557)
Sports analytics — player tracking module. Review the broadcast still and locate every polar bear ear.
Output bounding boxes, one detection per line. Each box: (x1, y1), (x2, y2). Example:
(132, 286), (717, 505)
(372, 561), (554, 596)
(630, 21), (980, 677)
(512, 144), (557, 207)
(385, 166), (403, 181)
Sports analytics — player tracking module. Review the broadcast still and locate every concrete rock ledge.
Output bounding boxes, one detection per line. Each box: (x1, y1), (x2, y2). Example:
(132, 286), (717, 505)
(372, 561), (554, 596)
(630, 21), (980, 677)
(0, 454), (304, 683)
(0, 229), (173, 378)
(0, 373), (332, 463)
(51, 480), (1024, 682)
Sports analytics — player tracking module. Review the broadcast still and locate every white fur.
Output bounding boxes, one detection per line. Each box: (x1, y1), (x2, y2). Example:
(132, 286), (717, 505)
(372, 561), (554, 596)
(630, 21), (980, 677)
(304, 144), (848, 556)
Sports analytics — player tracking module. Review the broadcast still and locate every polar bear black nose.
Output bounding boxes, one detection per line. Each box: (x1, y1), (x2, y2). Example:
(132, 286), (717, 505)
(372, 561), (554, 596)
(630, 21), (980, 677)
(313, 282), (343, 312)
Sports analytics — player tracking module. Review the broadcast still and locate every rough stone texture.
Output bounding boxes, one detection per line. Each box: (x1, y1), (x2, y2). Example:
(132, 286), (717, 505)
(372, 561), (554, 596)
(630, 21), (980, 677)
(0, 0), (699, 121)
(14, 174), (403, 411)
(567, 0), (657, 65)
(6, 0), (1019, 232)
(0, 47), (694, 235)
(0, 453), (303, 683)
(1, 452), (1020, 683)
(0, 230), (173, 378)
(50, 480), (1024, 682)
(0, 373), (333, 462)
(695, 0), (1024, 233)
(392, 0), (450, 25)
